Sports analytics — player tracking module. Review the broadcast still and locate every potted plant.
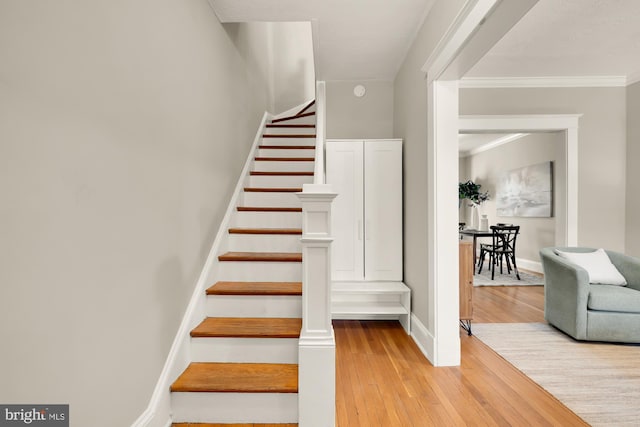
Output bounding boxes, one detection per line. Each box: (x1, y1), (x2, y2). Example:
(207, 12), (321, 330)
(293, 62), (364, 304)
(459, 180), (490, 206)
(459, 180), (490, 229)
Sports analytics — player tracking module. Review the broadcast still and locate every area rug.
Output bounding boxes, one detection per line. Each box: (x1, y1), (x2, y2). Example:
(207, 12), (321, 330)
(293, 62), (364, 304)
(473, 267), (544, 286)
(472, 323), (640, 426)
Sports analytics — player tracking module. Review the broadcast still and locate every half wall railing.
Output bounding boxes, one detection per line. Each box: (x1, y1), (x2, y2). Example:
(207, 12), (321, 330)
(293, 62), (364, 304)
(296, 79), (336, 426)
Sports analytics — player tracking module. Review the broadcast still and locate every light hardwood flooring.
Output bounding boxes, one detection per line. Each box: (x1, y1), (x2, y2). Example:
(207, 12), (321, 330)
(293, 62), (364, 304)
(334, 285), (589, 426)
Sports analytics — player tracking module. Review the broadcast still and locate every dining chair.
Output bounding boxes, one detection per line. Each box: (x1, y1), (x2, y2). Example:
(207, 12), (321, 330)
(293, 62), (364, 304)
(477, 225), (521, 280)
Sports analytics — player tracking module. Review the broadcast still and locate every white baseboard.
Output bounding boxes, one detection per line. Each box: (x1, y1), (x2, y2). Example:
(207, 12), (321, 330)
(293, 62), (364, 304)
(516, 258), (543, 274)
(130, 112), (271, 427)
(410, 313), (435, 365)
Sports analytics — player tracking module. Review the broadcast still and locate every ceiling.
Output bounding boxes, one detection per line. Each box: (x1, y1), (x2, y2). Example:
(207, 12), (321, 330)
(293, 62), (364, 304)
(208, 0), (434, 81)
(210, 0), (640, 84)
(467, 0), (640, 81)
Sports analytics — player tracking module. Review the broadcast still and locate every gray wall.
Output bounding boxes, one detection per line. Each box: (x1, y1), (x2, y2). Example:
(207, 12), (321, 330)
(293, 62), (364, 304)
(0, 1), (280, 426)
(393, 0), (467, 327)
(627, 81), (640, 257)
(271, 22), (315, 113)
(460, 87), (627, 252)
(326, 80), (394, 138)
(460, 133), (564, 263)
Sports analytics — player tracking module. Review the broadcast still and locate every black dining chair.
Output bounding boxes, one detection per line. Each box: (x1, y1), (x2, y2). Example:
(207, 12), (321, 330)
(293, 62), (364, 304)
(477, 225), (521, 280)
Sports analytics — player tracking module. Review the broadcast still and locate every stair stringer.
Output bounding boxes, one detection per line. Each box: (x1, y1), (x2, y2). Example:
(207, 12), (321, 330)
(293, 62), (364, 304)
(131, 111), (272, 427)
(271, 98), (315, 121)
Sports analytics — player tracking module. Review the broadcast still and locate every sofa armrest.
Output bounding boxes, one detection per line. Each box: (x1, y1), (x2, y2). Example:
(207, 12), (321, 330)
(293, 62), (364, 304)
(540, 247), (591, 340)
(607, 250), (640, 291)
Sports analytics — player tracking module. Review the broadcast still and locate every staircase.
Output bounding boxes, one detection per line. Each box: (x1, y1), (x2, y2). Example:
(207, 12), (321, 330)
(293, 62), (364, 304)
(169, 102), (316, 425)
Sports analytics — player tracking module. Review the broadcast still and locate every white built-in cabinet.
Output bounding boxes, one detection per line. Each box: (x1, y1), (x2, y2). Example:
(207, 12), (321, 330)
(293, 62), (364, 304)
(326, 139), (403, 280)
(326, 139), (410, 332)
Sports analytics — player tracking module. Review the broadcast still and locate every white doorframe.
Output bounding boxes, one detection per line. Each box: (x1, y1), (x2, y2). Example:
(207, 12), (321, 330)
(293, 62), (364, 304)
(420, 0), (539, 366)
(459, 114), (581, 247)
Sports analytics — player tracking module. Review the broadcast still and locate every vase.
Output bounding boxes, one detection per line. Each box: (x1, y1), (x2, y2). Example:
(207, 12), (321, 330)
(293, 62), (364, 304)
(480, 214), (489, 231)
(470, 204), (480, 229)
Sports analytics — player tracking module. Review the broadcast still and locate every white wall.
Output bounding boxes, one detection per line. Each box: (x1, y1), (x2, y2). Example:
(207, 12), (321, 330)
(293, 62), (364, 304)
(271, 22), (315, 113)
(460, 87), (627, 252)
(460, 132), (564, 263)
(393, 0), (467, 326)
(326, 80), (394, 138)
(0, 1), (278, 426)
(627, 81), (640, 257)
(225, 21), (315, 115)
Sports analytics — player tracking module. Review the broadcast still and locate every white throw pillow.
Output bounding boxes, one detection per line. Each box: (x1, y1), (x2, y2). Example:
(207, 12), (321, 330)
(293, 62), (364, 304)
(555, 248), (627, 286)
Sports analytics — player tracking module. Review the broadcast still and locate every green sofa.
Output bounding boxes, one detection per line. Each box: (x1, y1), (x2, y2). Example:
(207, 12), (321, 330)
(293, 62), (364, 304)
(540, 247), (640, 343)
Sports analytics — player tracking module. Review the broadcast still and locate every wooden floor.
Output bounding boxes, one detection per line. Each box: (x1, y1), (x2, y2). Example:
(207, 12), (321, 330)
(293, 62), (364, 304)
(334, 285), (589, 426)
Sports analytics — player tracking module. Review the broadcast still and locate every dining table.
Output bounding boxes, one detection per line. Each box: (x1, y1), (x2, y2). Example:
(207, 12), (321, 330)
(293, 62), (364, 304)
(459, 228), (493, 273)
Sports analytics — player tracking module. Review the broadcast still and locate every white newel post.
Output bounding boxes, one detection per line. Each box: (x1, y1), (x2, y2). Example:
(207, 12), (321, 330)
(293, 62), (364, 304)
(297, 183), (337, 427)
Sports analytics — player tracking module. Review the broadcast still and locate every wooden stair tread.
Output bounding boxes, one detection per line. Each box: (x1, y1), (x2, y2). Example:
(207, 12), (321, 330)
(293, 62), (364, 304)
(218, 252), (302, 262)
(191, 317), (302, 338)
(207, 281), (302, 296)
(258, 145), (315, 149)
(173, 423), (298, 427)
(271, 111), (315, 123)
(244, 187), (302, 193)
(266, 123), (315, 128)
(237, 207), (302, 212)
(229, 228), (302, 235)
(250, 171), (314, 176)
(254, 157), (314, 161)
(170, 362), (298, 393)
(262, 134), (316, 138)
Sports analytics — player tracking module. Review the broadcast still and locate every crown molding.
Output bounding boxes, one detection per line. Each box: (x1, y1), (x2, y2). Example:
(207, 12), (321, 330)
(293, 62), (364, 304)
(459, 75), (627, 88)
(459, 133), (528, 158)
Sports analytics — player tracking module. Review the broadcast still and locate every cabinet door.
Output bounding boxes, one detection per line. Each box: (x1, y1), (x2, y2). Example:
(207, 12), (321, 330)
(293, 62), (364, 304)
(326, 140), (364, 281)
(364, 140), (403, 280)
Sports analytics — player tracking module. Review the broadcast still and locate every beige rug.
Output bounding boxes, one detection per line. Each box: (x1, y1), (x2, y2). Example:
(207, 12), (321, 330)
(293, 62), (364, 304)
(472, 323), (640, 426)
(473, 268), (544, 286)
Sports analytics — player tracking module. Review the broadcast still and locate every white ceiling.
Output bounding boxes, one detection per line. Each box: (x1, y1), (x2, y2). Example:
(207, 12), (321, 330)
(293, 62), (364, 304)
(467, 0), (640, 81)
(208, 0), (434, 81)
(210, 0), (640, 83)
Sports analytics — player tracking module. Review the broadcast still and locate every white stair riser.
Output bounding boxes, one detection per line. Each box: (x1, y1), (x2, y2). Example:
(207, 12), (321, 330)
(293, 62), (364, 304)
(249, 175), (313, 188)
(217, 261), (301, 282)
(228, 234), (301, 252)
(264, 127), (316, 135)
(232, 211), (302, 228)
(206, 295), (302, 318)
(260, 137), (316, 146)
(190, 337), (298, 363)
(258, 148), (316, 158)
(171, 392), (298, 423)
(243, 192), (302, 208)
(253, 161), (314, 173)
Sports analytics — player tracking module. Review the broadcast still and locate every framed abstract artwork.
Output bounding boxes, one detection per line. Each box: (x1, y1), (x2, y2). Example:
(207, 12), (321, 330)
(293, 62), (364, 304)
(496, 161), (553, 217)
